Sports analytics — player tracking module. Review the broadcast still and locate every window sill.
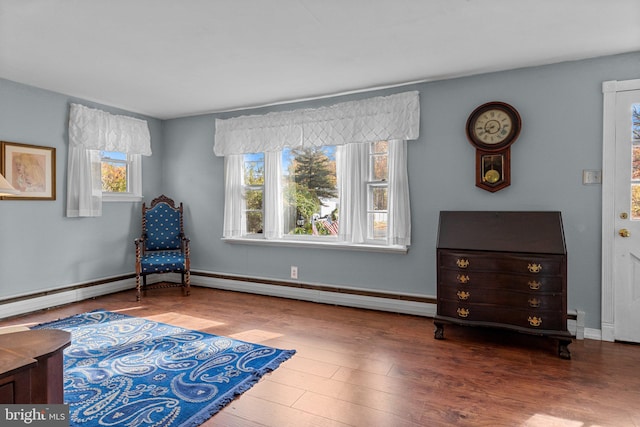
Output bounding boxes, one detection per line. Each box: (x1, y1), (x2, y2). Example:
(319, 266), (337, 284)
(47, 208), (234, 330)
(102, 193), (143, 202)
(222, 237), (408, 254)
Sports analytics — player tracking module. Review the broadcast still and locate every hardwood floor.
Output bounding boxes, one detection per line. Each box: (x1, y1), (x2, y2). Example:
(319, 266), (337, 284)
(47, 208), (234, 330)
(1, 286), (639, 426)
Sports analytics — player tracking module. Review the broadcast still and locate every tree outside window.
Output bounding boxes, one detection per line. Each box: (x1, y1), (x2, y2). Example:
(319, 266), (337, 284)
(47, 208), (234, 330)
(283, 146), (337, 236)
(100, 151), (128, 192)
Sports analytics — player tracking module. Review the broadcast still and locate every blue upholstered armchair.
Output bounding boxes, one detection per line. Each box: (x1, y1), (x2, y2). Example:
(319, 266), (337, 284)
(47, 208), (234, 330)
(134, 195), (190, 301)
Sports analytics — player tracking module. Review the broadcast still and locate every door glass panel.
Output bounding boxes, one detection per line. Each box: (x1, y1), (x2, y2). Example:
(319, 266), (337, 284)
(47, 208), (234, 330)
(632, 184), (640, 220)
(631, 104), (640, 219)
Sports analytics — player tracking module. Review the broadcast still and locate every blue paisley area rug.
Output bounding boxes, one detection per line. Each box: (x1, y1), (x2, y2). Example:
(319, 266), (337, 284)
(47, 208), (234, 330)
(32, 310), (296, 427)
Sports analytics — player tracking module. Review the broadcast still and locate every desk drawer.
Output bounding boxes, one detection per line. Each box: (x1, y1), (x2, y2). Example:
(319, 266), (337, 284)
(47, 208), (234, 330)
(439, 251), (564, 276)
(437, 300), (565, 331)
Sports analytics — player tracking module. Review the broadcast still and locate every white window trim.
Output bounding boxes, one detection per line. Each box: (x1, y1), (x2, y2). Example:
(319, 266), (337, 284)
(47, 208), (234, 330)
(222, 236), (408, 254)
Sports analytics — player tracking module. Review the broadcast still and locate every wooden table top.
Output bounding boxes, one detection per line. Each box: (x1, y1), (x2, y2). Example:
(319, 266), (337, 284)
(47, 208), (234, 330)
(0, 329), (71, 361)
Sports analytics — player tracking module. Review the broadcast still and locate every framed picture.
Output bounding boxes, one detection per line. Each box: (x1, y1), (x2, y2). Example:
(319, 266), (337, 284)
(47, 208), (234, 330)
(1, 141), (56, 200)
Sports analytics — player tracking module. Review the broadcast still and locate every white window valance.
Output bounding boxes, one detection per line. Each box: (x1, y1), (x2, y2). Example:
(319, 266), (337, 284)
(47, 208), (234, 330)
(69, 103), (152, 155)
(214, 91), (420, 156)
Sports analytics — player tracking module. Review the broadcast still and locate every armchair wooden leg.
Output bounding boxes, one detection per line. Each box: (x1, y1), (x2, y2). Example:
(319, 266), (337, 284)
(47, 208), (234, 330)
(185, 271), (191, 296)
(135, 274), (141, 302)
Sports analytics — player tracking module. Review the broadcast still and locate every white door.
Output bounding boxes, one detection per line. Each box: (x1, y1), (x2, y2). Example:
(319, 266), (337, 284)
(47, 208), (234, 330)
(607, 85), (640, 343)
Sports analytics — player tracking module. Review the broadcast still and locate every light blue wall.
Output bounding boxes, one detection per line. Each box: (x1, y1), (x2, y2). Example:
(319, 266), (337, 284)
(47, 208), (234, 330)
(0, 79), (164, 298)
(1, 52), (639, 329)
(163, 52), (640, 330)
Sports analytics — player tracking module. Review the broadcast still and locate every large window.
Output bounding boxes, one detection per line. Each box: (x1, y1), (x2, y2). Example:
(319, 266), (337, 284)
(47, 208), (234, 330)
(234, 140), (403, 248)
(216, 91), (419, 249)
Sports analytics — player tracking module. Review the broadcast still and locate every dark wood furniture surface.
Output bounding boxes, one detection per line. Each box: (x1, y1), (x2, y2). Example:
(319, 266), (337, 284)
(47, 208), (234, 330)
(0, 329), (71, 403)
(434, 211), (572, 359)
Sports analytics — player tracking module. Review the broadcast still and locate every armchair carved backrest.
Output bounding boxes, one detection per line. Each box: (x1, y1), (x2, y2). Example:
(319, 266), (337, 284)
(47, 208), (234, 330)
(135, 195), (190, 301)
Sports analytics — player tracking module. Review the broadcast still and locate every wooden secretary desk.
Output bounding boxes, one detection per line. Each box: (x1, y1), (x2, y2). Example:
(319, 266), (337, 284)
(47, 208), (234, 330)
(434, 211), (572, 359)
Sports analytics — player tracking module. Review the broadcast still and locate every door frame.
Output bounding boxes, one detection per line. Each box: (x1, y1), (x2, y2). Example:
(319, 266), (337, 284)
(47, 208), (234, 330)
(601, 78), (640, 342)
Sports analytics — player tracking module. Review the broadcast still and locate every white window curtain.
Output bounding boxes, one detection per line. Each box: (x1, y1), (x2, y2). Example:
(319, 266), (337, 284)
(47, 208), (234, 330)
(337, 142), (368, 244)
(66, 103), (151, 217)
(263, 151), (283, 239)
(336, 139), (410, 246)
(214, 91), (420, 156)
(224, 152), (283, 239)
(387, 139), (411, 246)
(217, 91), (419, 247)
(223, 154), (244, 237)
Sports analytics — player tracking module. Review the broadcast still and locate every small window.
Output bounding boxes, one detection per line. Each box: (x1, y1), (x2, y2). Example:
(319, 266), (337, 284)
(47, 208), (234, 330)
(244, 153), (264, 234)
(100, 151), (142, 201)
(367, 141), (388, 241)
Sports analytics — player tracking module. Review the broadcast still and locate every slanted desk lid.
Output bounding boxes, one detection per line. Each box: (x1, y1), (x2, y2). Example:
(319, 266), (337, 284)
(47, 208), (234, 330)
(437, 211), (567, 254)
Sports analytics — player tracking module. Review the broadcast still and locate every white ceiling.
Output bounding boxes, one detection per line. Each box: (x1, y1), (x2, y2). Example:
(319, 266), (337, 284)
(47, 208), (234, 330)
(1, 0), (639, 119)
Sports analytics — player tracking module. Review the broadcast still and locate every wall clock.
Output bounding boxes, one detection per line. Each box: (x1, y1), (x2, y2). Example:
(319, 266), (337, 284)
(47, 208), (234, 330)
(466, 102), (521, 192)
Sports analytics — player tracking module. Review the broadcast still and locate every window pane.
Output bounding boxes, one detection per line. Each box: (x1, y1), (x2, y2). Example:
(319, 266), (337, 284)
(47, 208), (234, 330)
(100, 151), (127, 192)
(371, 155), (388, 181)
(633, 103), (639, 141)
(370, 141), (388, 181)
(245, 189), (263, 210)
(245, 211), (263, 234)
(282, 146), (337, 236)
(372, 141), (388, 154)
(631, 106), (640, 220)
(633, 145), (640, 180)
(371, 187), (388, 211)
(244, 153), (264, 185)
(369, 212), (388, 240)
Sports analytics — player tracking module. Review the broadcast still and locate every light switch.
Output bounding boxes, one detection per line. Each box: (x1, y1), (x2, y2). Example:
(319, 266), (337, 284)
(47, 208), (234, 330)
(582, 169), (602, 184)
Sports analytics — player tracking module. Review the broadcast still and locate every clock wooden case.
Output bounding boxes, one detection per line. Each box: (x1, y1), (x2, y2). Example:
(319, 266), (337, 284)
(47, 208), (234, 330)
(466, 102), (521, 192)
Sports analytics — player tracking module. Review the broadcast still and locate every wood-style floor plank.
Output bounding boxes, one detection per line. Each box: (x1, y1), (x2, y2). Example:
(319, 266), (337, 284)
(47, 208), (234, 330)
(1, 286), (639, 426)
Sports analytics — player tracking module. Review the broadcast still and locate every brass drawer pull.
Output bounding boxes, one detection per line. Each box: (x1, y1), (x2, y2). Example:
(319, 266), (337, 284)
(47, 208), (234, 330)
(527, 263), (543, 273)
(456, 274), (470, 284)
(457, 308), (469, 318)
(457, 290), (470, 300)
(528, 316), (542, 327)
(528, 298), (541, 308)
(456, 258), (470, 269)
(528, 280), (541, 290)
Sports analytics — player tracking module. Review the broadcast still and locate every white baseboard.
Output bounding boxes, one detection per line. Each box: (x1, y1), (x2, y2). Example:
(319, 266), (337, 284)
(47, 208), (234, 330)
(1, 278), (135, 320)
(195, 275), (437, 318)
(1, 273), (604, 342)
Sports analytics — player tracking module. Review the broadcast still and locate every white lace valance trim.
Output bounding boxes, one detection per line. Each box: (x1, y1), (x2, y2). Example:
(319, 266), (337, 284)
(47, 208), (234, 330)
(214, 91), (420, 156)
(69, 103), (152, 155)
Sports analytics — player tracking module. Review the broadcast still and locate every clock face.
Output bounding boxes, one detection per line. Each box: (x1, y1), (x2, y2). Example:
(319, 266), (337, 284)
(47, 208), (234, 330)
(473, 109), (513, 145)
(466, 102), (521, 151)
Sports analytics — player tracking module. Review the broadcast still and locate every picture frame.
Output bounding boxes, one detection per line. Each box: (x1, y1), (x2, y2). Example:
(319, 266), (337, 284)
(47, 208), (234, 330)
(1, 141), (56, 200)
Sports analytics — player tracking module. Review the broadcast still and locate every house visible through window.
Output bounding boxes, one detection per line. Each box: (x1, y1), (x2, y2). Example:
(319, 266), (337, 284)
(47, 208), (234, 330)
(283, 146), (338, 236)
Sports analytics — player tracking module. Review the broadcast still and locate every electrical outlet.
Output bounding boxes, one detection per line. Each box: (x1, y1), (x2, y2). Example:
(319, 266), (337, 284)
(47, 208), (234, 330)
(290, 266), (298, 279)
